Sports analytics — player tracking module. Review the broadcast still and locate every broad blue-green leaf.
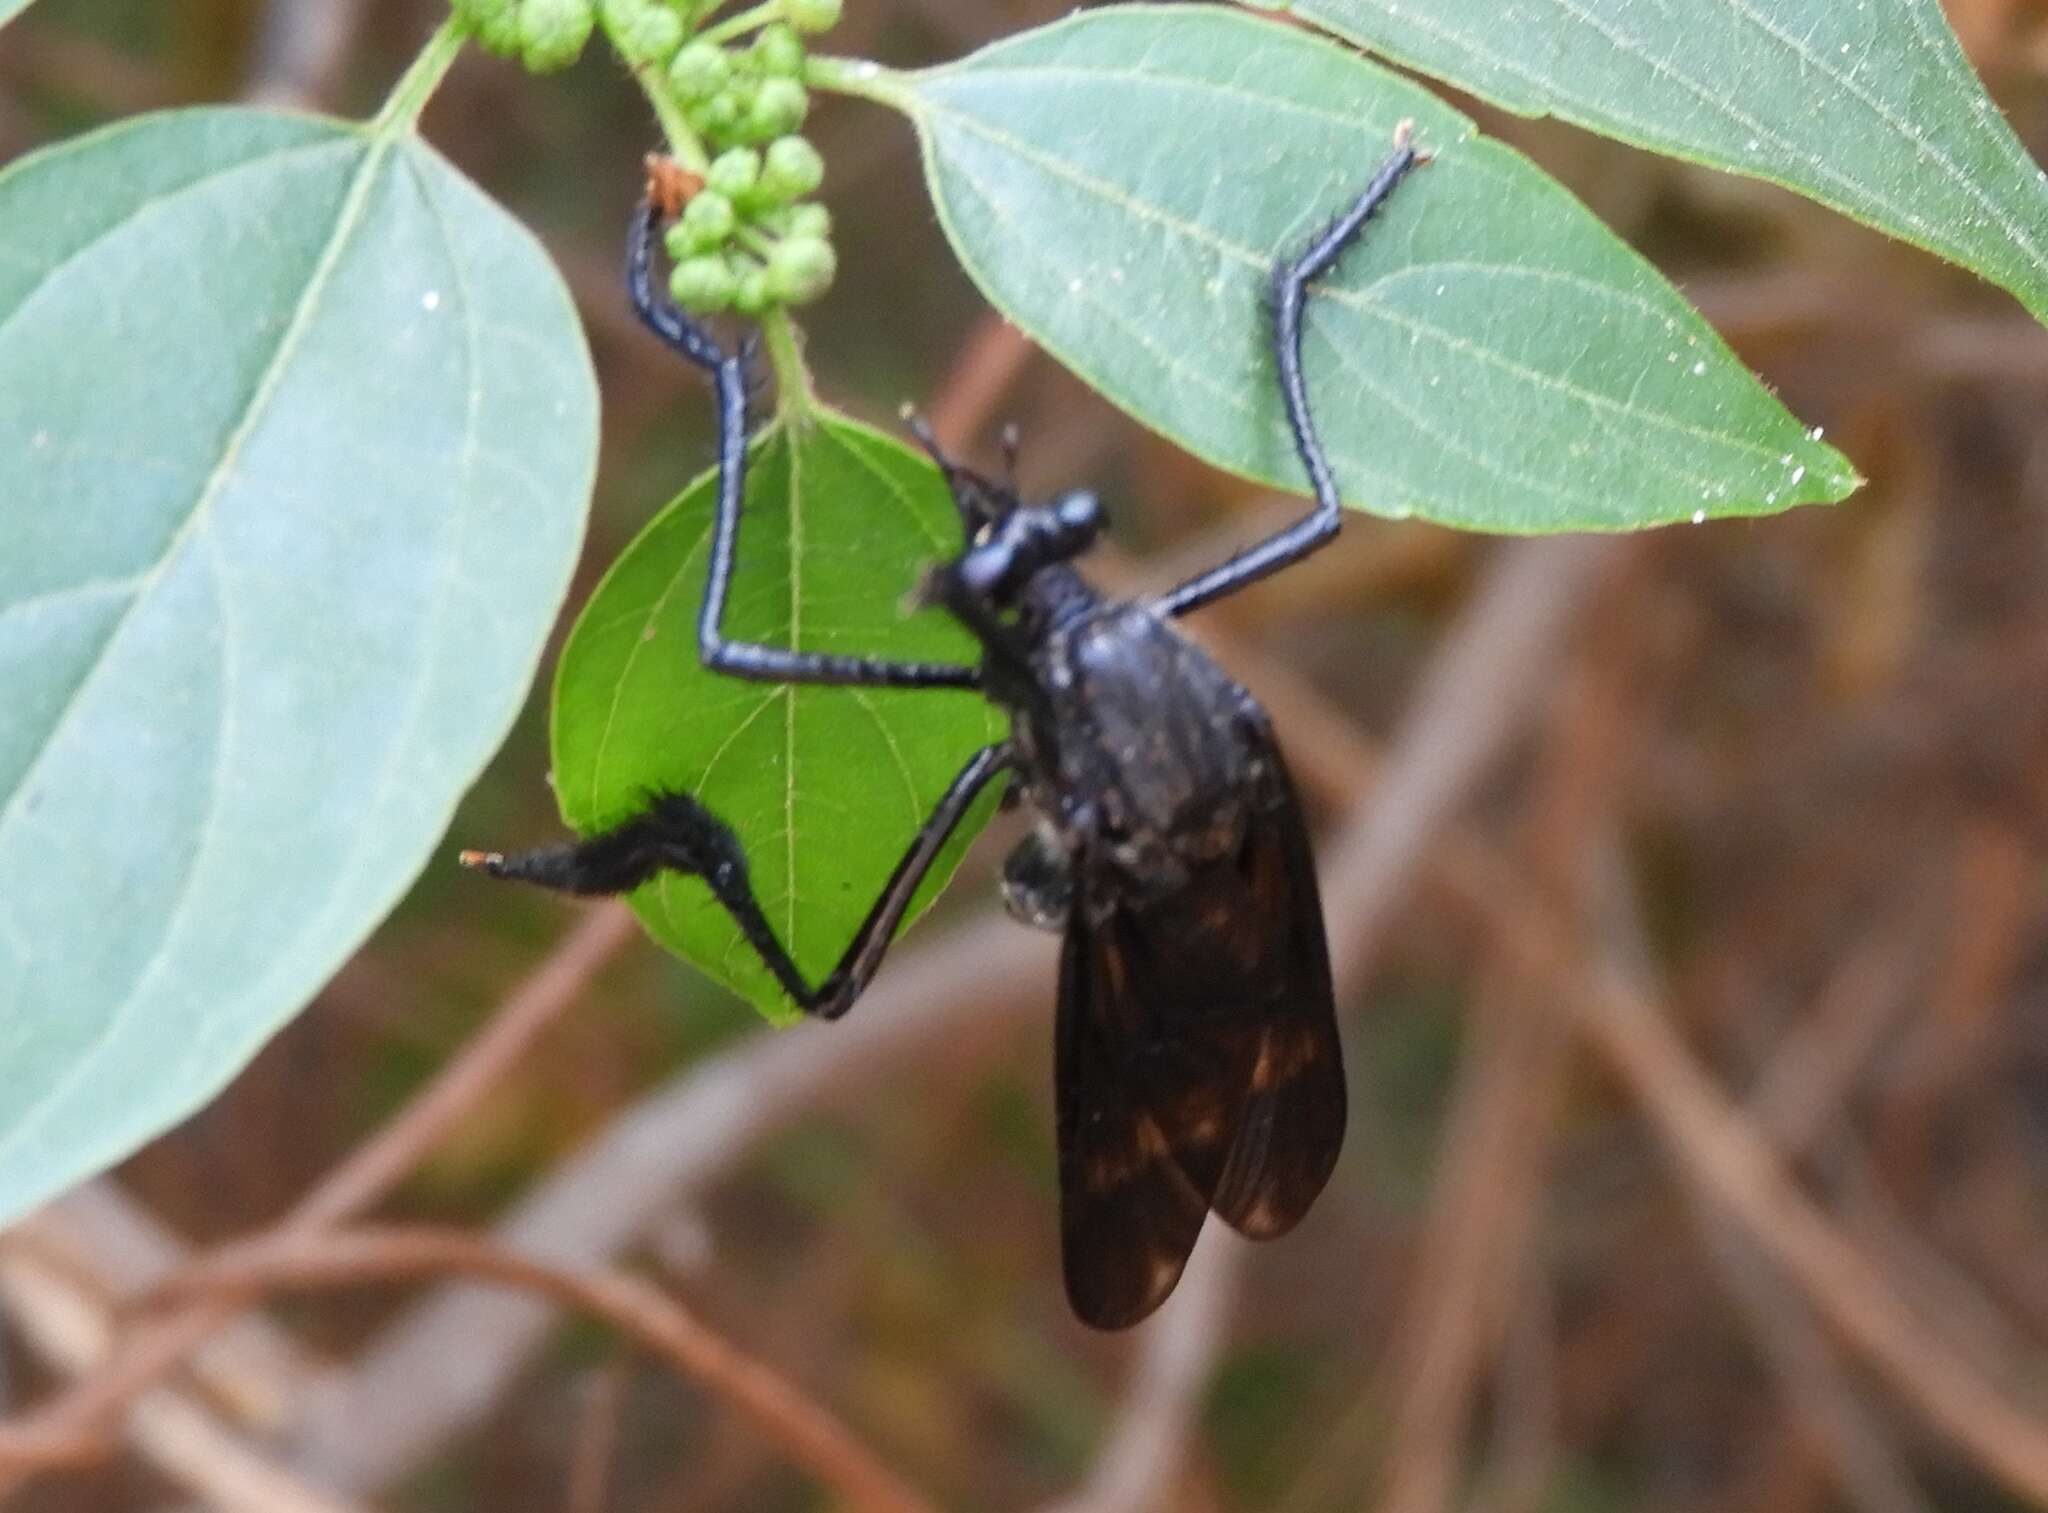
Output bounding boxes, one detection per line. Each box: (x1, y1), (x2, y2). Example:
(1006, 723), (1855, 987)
(830, 5), (1854, 532)
(0, 107), (598, 1226)
(1268, 0), (2048, 326)
(549, 411), (1003, 1024)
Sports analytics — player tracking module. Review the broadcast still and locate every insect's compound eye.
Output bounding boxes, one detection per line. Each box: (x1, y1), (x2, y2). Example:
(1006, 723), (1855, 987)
(955, 541), (1016, 598)
(1052, 489), (1103, 544)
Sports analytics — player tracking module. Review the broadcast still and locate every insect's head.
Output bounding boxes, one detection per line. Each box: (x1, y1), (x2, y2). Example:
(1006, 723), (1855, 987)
(906, 417), (1106, 614)
(949, 486), (1104, 605)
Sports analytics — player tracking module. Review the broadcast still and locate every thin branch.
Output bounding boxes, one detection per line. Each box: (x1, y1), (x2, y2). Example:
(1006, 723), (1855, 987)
(1376, 612), (1632, 1513)
(566, 1361), (629, 1513)
(0, 900), (641, 1489)
(293, 917), (1056, 1489)
(1592, 835), (1935, 1513)
(143, 1226), (936, 1513)
(1039, 1234), (1244, 1513)
(1435, 842), (2048, 1504)
(0, 1238), (367, 1513)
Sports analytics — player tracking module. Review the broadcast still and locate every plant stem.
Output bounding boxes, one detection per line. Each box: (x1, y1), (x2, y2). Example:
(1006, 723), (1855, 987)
(760, 309), (815, 421)
(699, 0), (784, 46)
(602, 19), (710, 172)
(803, 54), (914, 113)
(372, 15), (467, 137)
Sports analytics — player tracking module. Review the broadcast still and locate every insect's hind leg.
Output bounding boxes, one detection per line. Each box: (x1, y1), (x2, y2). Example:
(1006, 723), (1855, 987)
(1154, 126), (1429, 621)
(463, 742), (1012, 1020)
(623, 201), (982, 694)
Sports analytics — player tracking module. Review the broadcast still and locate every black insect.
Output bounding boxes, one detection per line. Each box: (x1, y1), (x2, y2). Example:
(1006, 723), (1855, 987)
(466, 128), (1428, 1328)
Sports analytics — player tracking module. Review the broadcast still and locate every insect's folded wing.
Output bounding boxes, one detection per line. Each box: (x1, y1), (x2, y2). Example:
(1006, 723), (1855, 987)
(1055, 900), (1224, 1330)
(1209, 769), (1346, 1241)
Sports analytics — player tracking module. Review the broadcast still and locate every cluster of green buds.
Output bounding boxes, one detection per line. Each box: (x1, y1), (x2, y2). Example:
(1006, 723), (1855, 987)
(655, 3), (841, 315)
(453, 0), (844, 316)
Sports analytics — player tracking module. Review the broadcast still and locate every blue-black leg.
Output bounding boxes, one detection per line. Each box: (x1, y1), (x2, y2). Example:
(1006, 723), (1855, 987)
(466, 742), (1012, 1019)
(1155, 128), (1427, 620)
(624, 202), (983, 692)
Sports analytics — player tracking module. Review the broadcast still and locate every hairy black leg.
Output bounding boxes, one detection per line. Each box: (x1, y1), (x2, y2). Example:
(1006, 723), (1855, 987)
(465, 742), (1012, 1019)
(1154, 126), (1428, 620)
(624, 202), (982, 692)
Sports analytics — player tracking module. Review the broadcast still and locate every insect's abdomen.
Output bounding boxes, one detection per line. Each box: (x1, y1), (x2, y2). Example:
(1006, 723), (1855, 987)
(1046, 605), (1254, 859)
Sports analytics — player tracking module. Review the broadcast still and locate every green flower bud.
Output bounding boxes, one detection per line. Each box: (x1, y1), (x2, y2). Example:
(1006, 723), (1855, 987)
(732, 265), (774, 316)
(685, 86), (743, 138)
(455, 0), (517, 38)
(765, 235), (836, 305)
(741, 77), (808, 141)
(705, 146), (762, 201)
(518, 0), (594, 71)
(672, 190), (737, 253)
(782, 201), (832, 240)
(752, 22), (805, 77)
(606, 0), (682, 65)
(669, 254), (738, 314)
(667, 40), (731, 101)
(757, 135), (824, 203)
(473, 0), (526, 57)
(783, 0), (842, 35)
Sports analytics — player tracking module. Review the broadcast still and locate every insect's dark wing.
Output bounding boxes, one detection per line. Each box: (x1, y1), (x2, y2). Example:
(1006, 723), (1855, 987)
(1056, 746), (1344, 1328)
(1207, 754), (1346, 1240)
(1055, 910), (1213, 1329)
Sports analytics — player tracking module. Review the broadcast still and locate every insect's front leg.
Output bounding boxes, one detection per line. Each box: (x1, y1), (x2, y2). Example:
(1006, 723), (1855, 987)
(464, 742), (1013, 1019)
(1154, 124), (1430, 621)
(623, 203), (982, 694)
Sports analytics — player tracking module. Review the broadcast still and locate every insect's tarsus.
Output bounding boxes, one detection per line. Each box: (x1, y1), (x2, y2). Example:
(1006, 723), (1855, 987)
(1153, 127), (1425, 620)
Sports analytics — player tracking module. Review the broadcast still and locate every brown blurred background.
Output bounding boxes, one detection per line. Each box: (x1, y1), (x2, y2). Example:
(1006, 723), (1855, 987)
(6, 1), (2048, 1509)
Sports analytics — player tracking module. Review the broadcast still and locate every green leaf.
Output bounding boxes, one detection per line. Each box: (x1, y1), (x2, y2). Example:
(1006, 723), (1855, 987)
(838, 5), (1854, 532)
(0, 107), (598, 1226)
(1268, 0), (2048, 327)
(549, 411), (1003, 1024)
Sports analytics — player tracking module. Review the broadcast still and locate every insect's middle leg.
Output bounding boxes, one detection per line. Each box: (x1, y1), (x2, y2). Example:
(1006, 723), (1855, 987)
(1154, 127), (1428, 621)
(466, 741), (1012, 1019)
(623, 203), (982, 693)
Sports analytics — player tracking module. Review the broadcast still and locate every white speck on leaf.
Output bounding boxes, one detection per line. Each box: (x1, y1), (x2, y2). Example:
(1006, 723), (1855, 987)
(421, 290), (441, 312)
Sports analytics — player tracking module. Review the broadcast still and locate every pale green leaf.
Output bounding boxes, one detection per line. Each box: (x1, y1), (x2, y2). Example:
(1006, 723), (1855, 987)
(0, 108), (598, 1226)
(841, 5), (1854, 532)
(1269, 0), (2048, 324)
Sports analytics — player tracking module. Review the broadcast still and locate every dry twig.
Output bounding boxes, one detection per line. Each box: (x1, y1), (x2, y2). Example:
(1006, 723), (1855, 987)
(142, 1225), (936, 1513)
(0, 901), (640, 1490)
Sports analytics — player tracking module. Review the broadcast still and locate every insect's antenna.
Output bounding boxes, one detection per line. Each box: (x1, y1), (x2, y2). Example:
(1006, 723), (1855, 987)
(999, 422), (1022, 494)
(904, 410), (990, 530)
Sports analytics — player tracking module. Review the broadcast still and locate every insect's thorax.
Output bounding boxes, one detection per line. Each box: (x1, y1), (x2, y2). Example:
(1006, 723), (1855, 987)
(1000, 584), (1259, 894)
